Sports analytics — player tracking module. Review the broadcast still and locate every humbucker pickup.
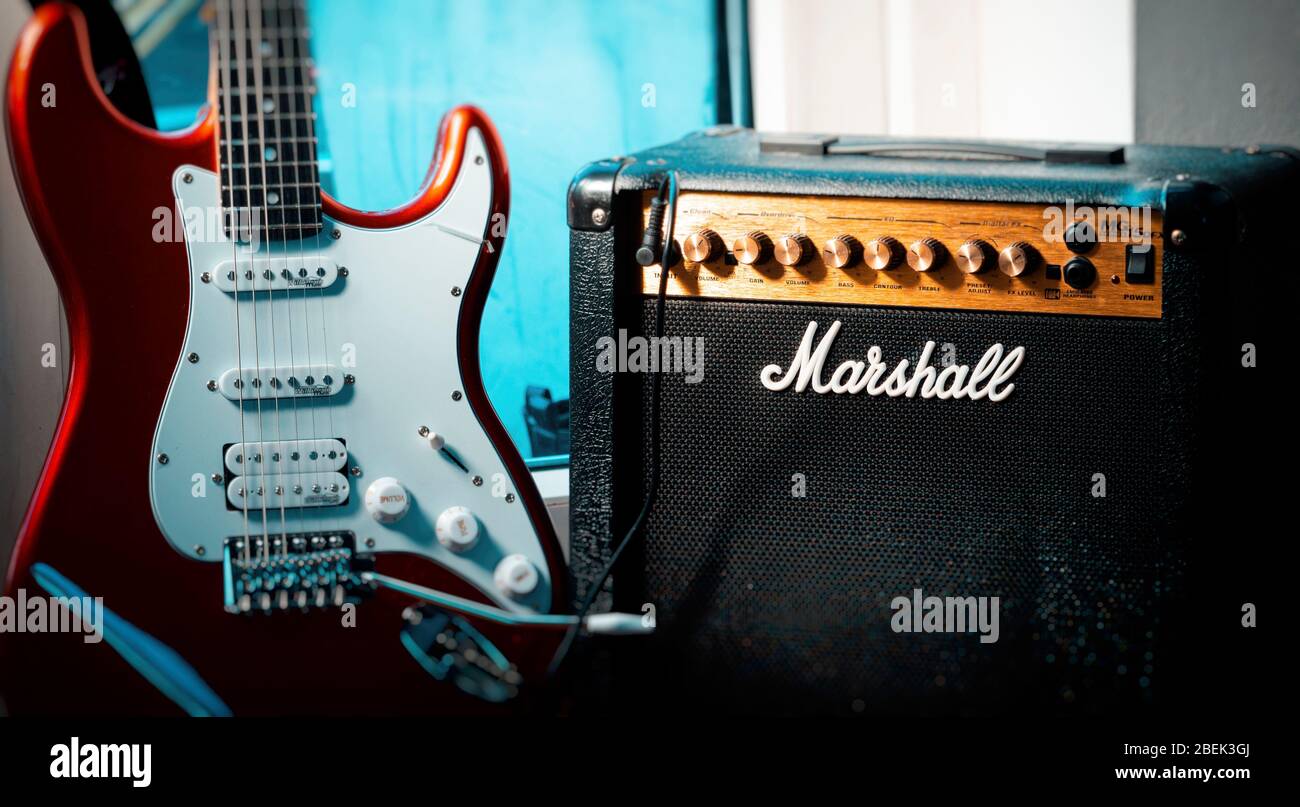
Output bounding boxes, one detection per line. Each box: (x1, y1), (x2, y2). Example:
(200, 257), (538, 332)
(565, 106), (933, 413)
(226, 471), (350, 510)
(224, 438), (347, 475)
(222, 531), (373, 613)
(212, 257), (340, 293)
(218, 365), (342, 400)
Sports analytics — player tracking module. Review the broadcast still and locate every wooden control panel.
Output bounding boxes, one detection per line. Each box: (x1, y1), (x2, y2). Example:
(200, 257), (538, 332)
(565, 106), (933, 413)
(640, 191), (1164, 319)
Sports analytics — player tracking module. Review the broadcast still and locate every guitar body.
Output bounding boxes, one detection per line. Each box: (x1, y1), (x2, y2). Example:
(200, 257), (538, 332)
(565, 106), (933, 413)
(2, 3), (567, 715)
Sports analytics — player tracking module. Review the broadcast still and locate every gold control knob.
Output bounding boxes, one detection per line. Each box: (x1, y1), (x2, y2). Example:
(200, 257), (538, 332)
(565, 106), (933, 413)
(682, 229), (723, 263)
(955, 239), (995, 274)
(998, 241), (1041, 277)
(733, 231), (773, 265)
(864, 236), (904, 270)
(774, 234), (814, 267)
(907, 238), (948, 272)
(822, 235), (863, 269)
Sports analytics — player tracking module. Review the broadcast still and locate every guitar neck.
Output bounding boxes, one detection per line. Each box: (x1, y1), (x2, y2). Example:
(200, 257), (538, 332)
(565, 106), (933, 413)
(212, 0), (323, 243)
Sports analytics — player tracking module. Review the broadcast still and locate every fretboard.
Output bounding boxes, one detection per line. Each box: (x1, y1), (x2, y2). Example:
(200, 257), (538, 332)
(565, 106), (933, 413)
(213, 0), (322, 243)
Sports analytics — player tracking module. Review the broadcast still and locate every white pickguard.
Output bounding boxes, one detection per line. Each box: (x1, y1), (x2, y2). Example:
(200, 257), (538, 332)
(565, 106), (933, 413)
(150, 128), (553, 614)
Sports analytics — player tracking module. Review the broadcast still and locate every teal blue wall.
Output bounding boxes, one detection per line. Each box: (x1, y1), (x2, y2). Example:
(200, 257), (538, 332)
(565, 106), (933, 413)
(142, 0), (724, 457)
(310, 0), (724, 455)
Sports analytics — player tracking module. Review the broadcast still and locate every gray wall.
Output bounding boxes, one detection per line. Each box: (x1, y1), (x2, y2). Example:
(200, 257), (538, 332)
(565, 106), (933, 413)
(1, 0), (68, 582)
(1136, 0), (1300, 145)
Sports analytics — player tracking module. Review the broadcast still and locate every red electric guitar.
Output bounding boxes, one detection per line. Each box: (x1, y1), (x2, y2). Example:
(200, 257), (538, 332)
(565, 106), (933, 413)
(2, 0), (578, 714)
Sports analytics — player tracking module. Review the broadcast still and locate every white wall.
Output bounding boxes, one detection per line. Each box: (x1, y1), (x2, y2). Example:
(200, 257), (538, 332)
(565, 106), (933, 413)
(750, 0), (1135, 143)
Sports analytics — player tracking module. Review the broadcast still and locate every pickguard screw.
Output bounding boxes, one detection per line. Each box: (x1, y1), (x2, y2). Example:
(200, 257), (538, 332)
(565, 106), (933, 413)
(331, 228), (341, 240)
(505, 493), (515, 503)
(182, 173), (193, 184)
(195, 545), (206, 556)
(475, 155), (484, 165)
(350, 466), (361, 477)
(451, 390), (463, 401)
(472, 475), (483, 487)
(207, 380), (217, 391)
(188, 352), (199, 363)
(451, 286), (462, 297)
(339, 267), (349, 277)
(418, 426), (430, 437)
(344, 374), (355, 385)
(365, 537), (376, 548)
(157, 453), (169, 464)
(1170, 229), (1187, 246)
(591, 207), (608, 226)
(200, 272), (211, 284)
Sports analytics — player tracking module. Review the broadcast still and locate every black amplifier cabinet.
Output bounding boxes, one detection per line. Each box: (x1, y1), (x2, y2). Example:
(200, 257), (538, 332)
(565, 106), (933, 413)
(567, 130), (1294, 716)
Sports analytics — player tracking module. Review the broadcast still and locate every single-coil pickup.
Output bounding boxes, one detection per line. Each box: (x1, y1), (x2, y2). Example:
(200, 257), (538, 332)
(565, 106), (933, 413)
(212, 258), (339, 293)
(218, 364), (342, 401)
(227, 471), (350, 510)
(224, 438), (347, 475)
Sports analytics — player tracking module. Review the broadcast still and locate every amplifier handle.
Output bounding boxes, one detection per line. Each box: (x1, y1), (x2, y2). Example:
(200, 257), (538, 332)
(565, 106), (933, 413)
(759, 134), (1124, 165)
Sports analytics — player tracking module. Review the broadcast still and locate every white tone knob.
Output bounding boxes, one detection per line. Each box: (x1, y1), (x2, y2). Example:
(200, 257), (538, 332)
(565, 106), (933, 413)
(494, 554), (539, 599)
(427, 432), (446, 451)
(436, 505), (479, 552)
(363, 476), (410, 524)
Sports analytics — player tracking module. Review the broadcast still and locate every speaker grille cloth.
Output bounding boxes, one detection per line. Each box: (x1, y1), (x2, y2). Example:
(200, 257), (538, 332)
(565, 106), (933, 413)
(614, 299), (1187, 715)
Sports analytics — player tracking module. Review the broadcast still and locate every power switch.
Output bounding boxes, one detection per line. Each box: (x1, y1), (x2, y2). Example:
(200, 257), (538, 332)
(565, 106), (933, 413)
(1126, 243), (1155, 284)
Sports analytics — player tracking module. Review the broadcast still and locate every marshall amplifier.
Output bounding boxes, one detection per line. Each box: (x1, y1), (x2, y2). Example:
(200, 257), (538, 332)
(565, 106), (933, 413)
(567, 130), (1294, 716)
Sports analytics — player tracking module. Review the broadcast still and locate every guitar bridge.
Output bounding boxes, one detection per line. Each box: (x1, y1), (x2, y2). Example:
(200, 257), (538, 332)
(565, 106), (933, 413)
(222, 531), (373, 614)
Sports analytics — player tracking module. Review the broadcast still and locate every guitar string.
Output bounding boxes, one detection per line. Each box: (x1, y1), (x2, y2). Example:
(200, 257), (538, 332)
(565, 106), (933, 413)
(248, 0), (290, 569)
(232, 0), (273, 565)
(216, 0), (251, 568)
(283, 0), (324, 565)
(265, 0), (305, 559)
(289, 0), (340, 578)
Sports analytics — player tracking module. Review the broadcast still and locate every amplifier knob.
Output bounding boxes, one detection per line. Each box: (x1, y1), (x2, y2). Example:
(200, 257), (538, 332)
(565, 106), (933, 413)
(955, 239), (995, 274)
(998, 242), (1041, 277)
(822, 235), (863, 269)
(733, 231), (773, 265)
(1063, 256), (1097, 289)
(1065, 220), (1098, 254)
(907, 238), (948, 272)
(682, 229), (723, 263)
(774, 234), (814, 267)
(864, 236), (904, 270)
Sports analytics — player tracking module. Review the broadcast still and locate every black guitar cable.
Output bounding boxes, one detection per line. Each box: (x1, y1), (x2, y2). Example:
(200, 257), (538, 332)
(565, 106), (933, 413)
(546, 170), (679, 678)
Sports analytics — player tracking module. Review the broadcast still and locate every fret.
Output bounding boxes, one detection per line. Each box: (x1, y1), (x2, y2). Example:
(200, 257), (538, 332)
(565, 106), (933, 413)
(213, 0), (322, 243)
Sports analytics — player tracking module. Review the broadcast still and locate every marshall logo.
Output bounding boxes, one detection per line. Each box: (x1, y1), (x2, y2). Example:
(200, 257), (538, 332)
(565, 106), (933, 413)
(760, 320), (1025, 402)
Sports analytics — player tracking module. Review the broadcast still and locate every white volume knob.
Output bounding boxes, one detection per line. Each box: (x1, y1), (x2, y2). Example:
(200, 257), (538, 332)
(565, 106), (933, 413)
(436, 506), (479, 552)
(494, 554), (539, 599)
(363, 476), (410, 524)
